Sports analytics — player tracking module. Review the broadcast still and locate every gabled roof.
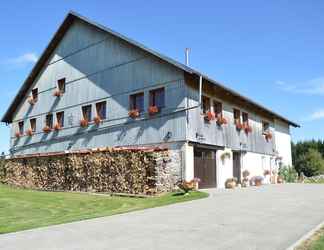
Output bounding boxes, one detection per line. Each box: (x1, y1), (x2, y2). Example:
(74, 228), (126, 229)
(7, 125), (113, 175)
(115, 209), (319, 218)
(1, 11), (300, 127)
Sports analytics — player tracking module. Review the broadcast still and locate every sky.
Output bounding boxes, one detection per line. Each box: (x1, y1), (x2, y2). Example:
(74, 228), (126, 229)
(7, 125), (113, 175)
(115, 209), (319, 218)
(0, 0), (323, 153)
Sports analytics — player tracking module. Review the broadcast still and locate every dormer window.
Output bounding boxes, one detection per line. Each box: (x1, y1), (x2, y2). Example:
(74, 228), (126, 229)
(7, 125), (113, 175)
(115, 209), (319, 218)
(202, 96), (210, 114)
(262, 121), (270, 134)
(82, 105), (92, 122)
(149, 88), (165, 109)
(129, 92), (144, 112)
(213, 101), (222, 118)
(57, 78), (66, 93)
(96, 101), (106, 120)
(30, 118), (36, 132)
(18, 121), (24, 135)
(242, 112), (249, 124)
(32, 88), (38, 102)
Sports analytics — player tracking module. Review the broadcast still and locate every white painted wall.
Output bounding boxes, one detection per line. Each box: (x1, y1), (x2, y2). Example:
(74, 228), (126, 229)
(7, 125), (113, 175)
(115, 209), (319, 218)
(274, 119), (292, 166)
(184, 143), (194, 181)
(216, 148), (233, 188)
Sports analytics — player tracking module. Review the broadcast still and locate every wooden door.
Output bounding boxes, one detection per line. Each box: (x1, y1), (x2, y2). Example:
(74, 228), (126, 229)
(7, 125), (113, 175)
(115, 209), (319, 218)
(194, 148), (216, 188)
(233, 151), (241, 183)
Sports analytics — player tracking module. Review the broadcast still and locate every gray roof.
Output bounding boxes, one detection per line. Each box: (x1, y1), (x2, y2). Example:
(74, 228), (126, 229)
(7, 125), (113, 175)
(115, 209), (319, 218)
(1, 11), (300, 127)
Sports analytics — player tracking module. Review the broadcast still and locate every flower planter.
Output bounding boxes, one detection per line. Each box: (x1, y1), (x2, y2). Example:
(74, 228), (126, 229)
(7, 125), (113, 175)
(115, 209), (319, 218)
(243, 123), (252, 134)
(80, 119), (89, 128)
(53, 89), (63, 97)
(26, 129), (33, 137)
(204, 111), (215, 122)
(148, 106), (159, 115)
(264, 132), (272, 141)
(42, 126), (52, 133)
(277, 176), (284, 184)
(235, 119), (243, 131)
(54, 123), (62, 131)
(94, 116), (102, 125)
(225, 178), (237, 189)
(255, 180), (262, 186)
(129, 109), (140, 119)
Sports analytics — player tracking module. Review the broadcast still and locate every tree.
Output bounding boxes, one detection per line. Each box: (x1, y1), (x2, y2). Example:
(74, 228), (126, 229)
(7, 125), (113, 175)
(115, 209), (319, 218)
(294, 148), (324, 177)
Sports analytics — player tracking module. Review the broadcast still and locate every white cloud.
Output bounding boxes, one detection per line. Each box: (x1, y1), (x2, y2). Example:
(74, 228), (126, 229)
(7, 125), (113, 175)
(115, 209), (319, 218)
(5, 52), (38, 65)
(306, 109), (324, 121)
(275, 77), (324, 95)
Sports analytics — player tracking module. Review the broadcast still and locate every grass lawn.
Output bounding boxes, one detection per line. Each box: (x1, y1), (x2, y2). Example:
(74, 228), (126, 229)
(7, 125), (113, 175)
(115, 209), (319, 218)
(0, 184), (208, 234)
(296, 227), (324, 250)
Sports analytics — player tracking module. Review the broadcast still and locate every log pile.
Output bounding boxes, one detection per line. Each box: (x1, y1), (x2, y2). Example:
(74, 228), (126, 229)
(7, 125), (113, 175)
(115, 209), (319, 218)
(0, 148), (171, 195)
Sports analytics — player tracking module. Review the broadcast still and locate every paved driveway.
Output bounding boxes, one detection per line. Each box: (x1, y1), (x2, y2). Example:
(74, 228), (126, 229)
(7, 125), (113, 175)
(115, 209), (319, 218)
(1, 184), (324, 250)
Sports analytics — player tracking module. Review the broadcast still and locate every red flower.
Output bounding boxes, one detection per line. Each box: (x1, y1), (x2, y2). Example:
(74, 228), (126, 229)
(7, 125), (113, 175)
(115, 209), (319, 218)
(129, 109), (140, 118)
(53, 89), (63, 97)
(148, 106), (159, 115)
(54, 123), (62, 131)
(265, 132), (272, 141)
(15, 132), (22, 138)
(42, 126), (52, 133)
(94, 116), (102, 125)
(235, 119), (243, 130)
(204, 111), (215, 122)
(26, 129), (33, 136)
(80, 119), (89, 128)
(216, 116), (227, 126)
(28, 97), (36, 105)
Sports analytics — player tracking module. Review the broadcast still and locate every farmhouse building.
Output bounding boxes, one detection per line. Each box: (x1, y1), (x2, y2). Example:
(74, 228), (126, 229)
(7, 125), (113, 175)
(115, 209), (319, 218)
(2, 12), (299, 188)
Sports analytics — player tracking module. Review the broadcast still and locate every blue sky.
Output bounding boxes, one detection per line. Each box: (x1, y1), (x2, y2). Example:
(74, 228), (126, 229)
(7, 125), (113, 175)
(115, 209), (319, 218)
(0, 0), (323, 152)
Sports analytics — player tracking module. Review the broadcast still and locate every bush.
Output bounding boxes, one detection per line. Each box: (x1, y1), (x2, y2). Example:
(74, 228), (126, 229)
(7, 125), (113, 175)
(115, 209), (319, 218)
(278, 166), (298, 183)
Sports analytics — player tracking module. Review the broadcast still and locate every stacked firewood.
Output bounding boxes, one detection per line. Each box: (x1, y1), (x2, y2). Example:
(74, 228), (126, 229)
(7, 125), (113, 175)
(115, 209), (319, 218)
(1, 149), (168, 195)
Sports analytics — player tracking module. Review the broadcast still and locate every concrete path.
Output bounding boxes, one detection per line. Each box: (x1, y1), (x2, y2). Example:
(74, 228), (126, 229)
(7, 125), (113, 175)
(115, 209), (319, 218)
(1, 184), (324, 250)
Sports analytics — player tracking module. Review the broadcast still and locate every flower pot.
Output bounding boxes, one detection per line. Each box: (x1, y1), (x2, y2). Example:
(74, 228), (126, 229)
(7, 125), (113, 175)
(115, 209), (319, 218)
(28, 97), (35, 105)
(15, 132), (22, 138)
(26, 129), (33, 137)
(42, 126), (52, 133)
(80, 119), (89, 128)
(54, 123), (62, 131)
(94, 116), (102, 125)
(53, 89), (62, 97)
(129, 109), (140, 118)
(225, 181), (236, 189)
(255, 180), (262, 186)
(216, 116), (227, 126)
(148, 106), (159, 115)
(204, 111), (215, 122)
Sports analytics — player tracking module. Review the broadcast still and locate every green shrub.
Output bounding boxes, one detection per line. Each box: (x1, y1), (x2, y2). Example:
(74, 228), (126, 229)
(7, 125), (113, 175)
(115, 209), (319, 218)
(278, 165), (298, 183)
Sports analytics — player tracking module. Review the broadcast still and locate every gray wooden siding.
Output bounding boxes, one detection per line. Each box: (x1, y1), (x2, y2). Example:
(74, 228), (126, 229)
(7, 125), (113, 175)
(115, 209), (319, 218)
(10, 20), (186, 154)
(185, 84), (276, 155)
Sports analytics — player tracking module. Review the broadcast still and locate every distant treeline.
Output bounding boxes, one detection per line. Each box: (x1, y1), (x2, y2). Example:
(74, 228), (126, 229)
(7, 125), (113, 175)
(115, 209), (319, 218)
(292, 140), (324, 177)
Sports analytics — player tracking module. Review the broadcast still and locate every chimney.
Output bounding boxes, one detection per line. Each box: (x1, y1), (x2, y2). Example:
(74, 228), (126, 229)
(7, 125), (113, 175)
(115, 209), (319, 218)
(185, 48), (190, 66)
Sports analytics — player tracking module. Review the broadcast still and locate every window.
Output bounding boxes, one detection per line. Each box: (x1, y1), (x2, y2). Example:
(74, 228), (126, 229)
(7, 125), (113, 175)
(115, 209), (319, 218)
(202, 96), (210, 114)
(56, 112), (64, 128)
(213, 101), (222, 118)
(96, 101), (106, 120)
(57, 78), (66, 93)
(129, 92), (144, 112)
(149, 88), (165, 108)
(45, 114), (53, 128)
(32, 88), (38, 102)
(242, 112), (249, 124)
(30, 118), (36, 132)
(82, 105), (92, 121)
(262, 121), (270, 133)
(233, 109), (241, 122)
(18, 121), (24, 135)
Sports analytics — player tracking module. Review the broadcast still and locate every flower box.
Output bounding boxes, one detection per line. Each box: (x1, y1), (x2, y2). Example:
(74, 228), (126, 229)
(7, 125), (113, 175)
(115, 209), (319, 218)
(53, 89), (63, 97)
(94, 116), (102, 125)
(216, 116), (227, 126)
(204, 111), (215, 122)
(243, 123), (252, 134)
(26, 129), (33, 137)
(225, 178), (237, 189)
(129, 109), (140, 118)
(177, 178), (200, 193)
(15, 132), (22, 138)
(80, 119), (89, 128)
(28, 97), (36, 105)
(148, 105), (159, 115)
(54, 123), (62, 131)
(42, 126), (52, 133)
(264, 169), (270, 176)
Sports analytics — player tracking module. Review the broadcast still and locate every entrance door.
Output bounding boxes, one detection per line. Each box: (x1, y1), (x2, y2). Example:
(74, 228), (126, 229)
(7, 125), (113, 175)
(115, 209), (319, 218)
(233, 151), (241, 183)
(194, 148), (216, 188)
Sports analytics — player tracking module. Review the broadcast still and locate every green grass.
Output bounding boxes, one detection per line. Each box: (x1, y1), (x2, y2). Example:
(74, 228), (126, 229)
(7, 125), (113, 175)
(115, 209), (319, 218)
(304, 179), (324, 184)
(0, 184), (208, 234)
(296, 227), (324, 250)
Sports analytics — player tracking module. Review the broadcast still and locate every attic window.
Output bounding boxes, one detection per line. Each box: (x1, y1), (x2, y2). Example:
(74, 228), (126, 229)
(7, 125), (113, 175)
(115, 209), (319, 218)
(32, 88), (38, 102)
(57, 78), (66, 93)
(129, 92), (144, 112)
(82, 105), (92, 121)
(30, 118), (36, 132)
(46, 114), (53, 128)
(149, 88), (165, 108)
(233, 109), (241, 122)
(242, 112), (249, 124)
(56, 112), (64, 128)
(213, 101), (222, 118)
(18, 121), (24, 135)
(202, 96), (210, 114)
(96, 101), (106, 120)
(262, 121), (270, 134)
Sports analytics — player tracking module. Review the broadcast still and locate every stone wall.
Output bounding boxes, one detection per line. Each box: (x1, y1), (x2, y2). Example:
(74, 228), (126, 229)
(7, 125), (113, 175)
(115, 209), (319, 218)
(0, 147), (182, 195)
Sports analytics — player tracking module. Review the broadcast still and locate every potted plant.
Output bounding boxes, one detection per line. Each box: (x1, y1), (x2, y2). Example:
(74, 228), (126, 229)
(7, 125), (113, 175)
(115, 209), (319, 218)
(220, 151), (231, 162)
(242, 170), (250, 187)
(250, 176), (264, 186)
(177, 178), (200, 194)
(264, 169), (270, 176)
(94, 116), (101, 125)
(27, 97), (36, 105)
(277, 176), (284, 184)
(216, 115), (227, 126)
(26, 128), (33, 136)
(42, 126), (52, 133)
(129, 109), (140, 118)
(80, 119), (89, 128)
(225, 177), (237, 189)
(54, 123), (62, 131)
(148, 105), (159, 115)
(53, 89), (63, 97)
(204, 111), (215, 122)
(235, 119), (243, 130)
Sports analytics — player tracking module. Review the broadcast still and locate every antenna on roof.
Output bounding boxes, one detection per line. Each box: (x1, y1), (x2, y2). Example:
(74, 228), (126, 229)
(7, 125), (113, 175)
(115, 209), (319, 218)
(185, 48), (190, 66)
